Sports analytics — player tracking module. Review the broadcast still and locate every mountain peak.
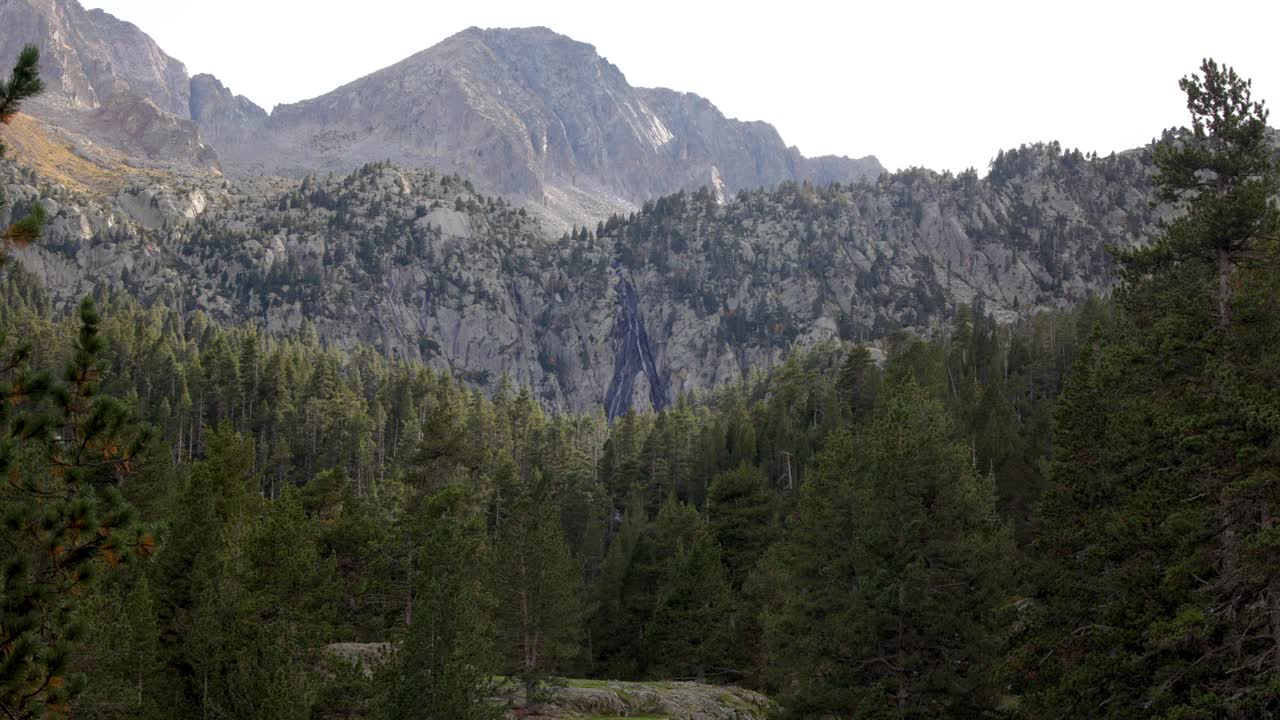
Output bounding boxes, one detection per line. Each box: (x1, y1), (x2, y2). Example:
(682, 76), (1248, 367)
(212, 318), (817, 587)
(192, 24), (881, 227)
(0, 0), (229, 176)
(461, 25), (596, 47)
(1, 1), (883, 227)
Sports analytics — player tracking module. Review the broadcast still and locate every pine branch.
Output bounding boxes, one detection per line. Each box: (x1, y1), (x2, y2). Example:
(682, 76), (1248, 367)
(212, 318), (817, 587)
(0, 45), (43, 125)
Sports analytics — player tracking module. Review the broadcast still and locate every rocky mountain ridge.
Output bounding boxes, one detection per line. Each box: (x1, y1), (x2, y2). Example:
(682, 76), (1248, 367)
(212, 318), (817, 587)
(9, 0), (1269, 416)
(192, 25), (885, 227)
(0, 0), (191, 117)
(2, 0), (884, 228)
(1, 140), (1173, 414)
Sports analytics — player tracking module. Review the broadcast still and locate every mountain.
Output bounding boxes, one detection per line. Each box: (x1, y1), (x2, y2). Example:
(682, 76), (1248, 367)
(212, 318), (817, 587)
(189, 72), (268, 149)
(5, 0), (1238, 416)
(192, 26), (885, 227)
(2, 1), (882, 226)
(0, 142), (1166, 415)
(0, 0), (220, 177)
(0, 0), (189, 116)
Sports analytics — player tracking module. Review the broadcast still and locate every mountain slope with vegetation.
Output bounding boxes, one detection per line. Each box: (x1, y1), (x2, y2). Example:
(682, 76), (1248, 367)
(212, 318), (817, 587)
(2, 138), (1172, 416)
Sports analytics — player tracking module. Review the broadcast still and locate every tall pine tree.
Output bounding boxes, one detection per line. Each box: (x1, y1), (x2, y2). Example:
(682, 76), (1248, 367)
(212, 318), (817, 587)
(0, 299), (152, 720)
(382, 485), (500, 720)
(1012, 59), (1280, 718)
(491, 474), (583, 698)
(767, 380), (1012, 718)
(0, 45), (46, 258)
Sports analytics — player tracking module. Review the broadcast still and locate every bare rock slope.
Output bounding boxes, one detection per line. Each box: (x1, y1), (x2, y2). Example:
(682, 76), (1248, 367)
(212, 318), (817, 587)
(0, 0), (221, 173)
(0, 0), (190, 116)
(194, 27), (885, 227)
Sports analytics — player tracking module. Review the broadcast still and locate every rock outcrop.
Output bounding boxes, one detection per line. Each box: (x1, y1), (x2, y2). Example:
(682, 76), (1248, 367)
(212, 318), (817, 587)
(1, 141), (1174, 416)
(320, 644), (771, 720)
(516, 679), (773, 720)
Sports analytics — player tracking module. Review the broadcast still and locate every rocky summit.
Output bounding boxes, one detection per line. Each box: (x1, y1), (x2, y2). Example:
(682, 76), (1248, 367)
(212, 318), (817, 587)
(0, 0), (220, 174)
(194, 25), (885, 229)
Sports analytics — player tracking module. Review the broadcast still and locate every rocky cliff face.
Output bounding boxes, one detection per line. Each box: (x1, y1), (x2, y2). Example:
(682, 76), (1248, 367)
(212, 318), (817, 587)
(189, 73), (268, 150)
(87, 93), (219, 168)
(0, 0), (220, 173)
(596, 144), (1164, 406)
(637, 87), (883, 194)
(197, 27), (885, 228)
(1, 142), (1170, 416)
(0, 0), (191, 116)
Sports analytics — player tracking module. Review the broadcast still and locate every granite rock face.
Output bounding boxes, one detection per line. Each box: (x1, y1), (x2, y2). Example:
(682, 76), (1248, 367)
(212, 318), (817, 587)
(189, 73), (269, 150)
(1, 142), (1174, 416)
(0, 0), (191, 117)
(0, 0), (220, 172)
(88, 93), (220, 170)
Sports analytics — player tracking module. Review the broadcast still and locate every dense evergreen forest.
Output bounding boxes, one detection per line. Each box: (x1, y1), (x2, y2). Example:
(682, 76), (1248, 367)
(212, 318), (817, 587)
(1, 58), (1278, 719)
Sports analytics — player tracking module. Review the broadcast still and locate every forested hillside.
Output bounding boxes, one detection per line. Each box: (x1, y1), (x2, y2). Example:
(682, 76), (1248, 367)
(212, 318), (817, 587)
(0, 263), (1088, 719)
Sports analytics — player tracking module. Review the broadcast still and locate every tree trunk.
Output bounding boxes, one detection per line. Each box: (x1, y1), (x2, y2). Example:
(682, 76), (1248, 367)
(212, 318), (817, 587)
(404, 573), (414, 627)
(1264, 505), (1280, 673)
(1218, 246), (1232, 330)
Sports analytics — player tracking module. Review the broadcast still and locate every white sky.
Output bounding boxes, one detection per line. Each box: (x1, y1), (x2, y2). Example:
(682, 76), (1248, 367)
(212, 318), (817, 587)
(87, 0), (1279, 174)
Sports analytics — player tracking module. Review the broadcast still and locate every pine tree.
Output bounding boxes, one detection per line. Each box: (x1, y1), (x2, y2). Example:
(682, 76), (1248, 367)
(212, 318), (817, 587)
(0, 299), (153, 720)
(706, 463), (777, 681)
(182, 484), (334, 720)
(382, 485), (501, 720)
(767, 380), (1012, 718)
(1141, 59), (1277, 332)
(1011, 60), (1280, 718)
(645, 508), (734, 682)
(490, 474), (582, 698)
(75, 575), (164, 720)
(835, 345), (880, 425)
(587, 493), (656, 678)
(706, 464), (777, 589)
(0, 45), (46, 257)
(152, 425), (255, 717)
(0, 45), (42, 158)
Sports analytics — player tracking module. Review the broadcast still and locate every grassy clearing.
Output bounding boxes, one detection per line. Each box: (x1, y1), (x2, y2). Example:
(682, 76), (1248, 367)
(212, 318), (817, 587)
(564, 678), (678, 690)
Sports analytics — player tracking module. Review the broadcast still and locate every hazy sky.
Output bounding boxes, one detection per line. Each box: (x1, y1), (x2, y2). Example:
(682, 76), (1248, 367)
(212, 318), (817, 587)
(88, 0), (1279, 174)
